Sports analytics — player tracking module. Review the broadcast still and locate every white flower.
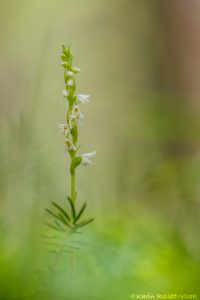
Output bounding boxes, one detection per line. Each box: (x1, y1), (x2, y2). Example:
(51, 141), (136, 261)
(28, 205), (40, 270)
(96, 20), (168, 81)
(81, 151), (96, 166)
(72, 67), (81, 74)
(65, 138), (76, 151)
(62, 89), (68, 97)
(77, 94), (90, 104)
(57, 123), (69, 135)
(69, 113), (83, 128)
(77, 119), (83, 126)
(61, 61), (68, 66)
(67, 79), (74, 87)
(67, 71), (74, 76)
(69, 114), (77, 129)
(73, 104), (84, 118)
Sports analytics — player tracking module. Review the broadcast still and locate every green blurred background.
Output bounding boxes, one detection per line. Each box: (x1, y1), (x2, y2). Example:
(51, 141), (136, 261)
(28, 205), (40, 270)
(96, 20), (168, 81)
(0, 0), (200, 299)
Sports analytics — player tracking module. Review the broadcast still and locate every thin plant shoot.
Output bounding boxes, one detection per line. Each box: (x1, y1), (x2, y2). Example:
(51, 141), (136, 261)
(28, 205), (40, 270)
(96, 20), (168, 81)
(45, 45), (96, 271)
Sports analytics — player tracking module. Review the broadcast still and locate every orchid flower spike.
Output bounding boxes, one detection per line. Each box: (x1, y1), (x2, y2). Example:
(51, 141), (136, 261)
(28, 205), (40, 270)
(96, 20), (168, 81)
(45, 45), (96, 266)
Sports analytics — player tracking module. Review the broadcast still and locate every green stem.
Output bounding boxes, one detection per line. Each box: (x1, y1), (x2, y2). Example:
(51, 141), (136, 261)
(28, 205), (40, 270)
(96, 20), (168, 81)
(70, 237), (75, 286)
(71, 171), (75, 202)
(50, 230), (72, 272)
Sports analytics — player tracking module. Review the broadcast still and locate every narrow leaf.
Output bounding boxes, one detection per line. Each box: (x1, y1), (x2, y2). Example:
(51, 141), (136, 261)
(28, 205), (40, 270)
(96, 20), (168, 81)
(50, 250), (58, 254)
(59, 213), (70, 227)
(55, 220), (65, 231)
(45, 208), (62, 222)
(63, 244), (80, 250)
(76, 218), (94, 228)
(44, 222), (63, 232)
(62, 250), (73, 254)
(67, 196), (76, 220)
(52, 202), (70, 221)
(75, 203), (87, 222)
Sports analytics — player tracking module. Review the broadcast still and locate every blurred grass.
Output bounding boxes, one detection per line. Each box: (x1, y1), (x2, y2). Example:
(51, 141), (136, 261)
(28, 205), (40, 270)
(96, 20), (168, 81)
(0, 0), (200, 299)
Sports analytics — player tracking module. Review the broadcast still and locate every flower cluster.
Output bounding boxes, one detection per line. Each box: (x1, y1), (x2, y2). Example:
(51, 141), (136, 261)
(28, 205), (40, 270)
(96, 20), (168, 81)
(59, 45), (96, 201)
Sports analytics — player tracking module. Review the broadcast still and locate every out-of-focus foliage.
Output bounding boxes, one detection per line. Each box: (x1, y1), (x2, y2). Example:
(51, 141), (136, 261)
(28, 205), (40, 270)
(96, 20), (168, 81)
(0, 0), (200, 299)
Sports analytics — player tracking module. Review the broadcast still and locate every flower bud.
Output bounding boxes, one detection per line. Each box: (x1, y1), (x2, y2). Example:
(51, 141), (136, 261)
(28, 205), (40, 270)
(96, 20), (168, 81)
(67, 71), (74, 76)
(72, 67), (81, 74)
(62, 89), (68, 97)
(67, 79), (74, 87)
(61, 61), (68, 67)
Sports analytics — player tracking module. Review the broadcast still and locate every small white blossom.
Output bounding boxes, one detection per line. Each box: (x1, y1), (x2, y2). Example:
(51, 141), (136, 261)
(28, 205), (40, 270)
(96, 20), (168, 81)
(77, 94), (90, 104)
(72, 67), (81, 74)
(65, 138), (76, 151)
(69, 113), (83, 128)
(67, 71), (74, 76)
(69, 114), (77, 129)
(62, 89), (68, 97)
(81, 151), (96, 166)
(61, 61), (68, 66)
(57, 123), (69, 135)
(67, 79), (74, 87)
(73, 104), (84, 119)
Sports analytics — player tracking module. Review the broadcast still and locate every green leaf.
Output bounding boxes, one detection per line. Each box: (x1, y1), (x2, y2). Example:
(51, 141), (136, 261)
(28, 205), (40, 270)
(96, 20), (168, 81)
(46, 208), (69, 228)
(45, 208), (61, 222)
(55, 219), (65, 231)
(62, 250), (73, 254)
(76, 218), (94, 228)
(62, 44), (67, 55)
(52, 202), (70, 221)
(67, 196), (76, 220)
(63, 245), (80, 250)
(50, 249), (57, 253)
(71, 126), (78, 145)
(75, 203), (87, 222)
(44, 221), (63, 232)
(70, 156), (82, 174)
(58, 213), (70, 227)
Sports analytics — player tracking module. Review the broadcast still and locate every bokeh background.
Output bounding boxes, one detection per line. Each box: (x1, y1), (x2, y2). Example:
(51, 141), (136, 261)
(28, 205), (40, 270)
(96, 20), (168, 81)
(0, 0), (200, 299)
